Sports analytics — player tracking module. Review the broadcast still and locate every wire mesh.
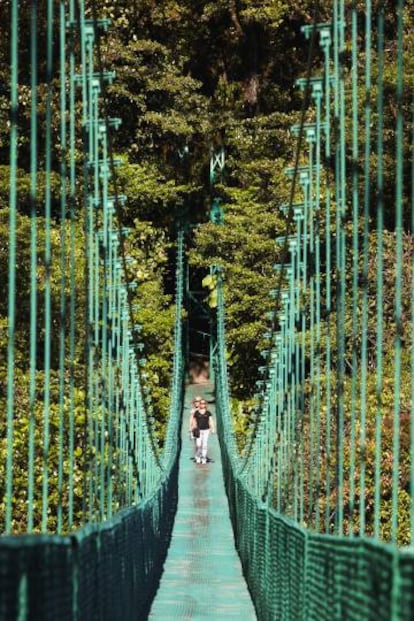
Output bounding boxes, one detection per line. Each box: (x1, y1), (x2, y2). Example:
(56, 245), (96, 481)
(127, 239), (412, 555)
(0, 2), (184, 618)
(215, 1), (414, 618)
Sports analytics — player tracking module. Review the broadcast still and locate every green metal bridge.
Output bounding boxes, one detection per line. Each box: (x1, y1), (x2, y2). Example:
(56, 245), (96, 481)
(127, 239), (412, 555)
(1, 1), (414, 619)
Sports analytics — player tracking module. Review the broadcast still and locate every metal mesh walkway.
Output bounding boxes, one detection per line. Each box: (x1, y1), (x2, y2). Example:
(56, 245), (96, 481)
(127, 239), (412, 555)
(149, 384), (256, 620)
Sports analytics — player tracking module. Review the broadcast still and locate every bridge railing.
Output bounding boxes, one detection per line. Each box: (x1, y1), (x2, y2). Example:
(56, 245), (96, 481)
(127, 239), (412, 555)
(215, 2), (414, 619)
(0, 5), (184, 619)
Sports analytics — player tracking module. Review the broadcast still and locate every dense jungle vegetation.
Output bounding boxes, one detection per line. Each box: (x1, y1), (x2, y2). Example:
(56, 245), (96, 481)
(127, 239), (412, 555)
(0, 0), (329, 448)
(0, 1), (413, 539)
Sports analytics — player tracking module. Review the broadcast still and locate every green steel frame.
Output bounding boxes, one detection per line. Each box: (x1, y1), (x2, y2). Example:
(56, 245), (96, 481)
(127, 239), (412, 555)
(214, 2), (414, 619)
(1, 4), (184, 618)
(2, 1), (414, 620)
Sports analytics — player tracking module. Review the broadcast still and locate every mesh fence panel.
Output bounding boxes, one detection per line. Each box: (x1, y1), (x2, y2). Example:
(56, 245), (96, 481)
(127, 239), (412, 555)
(218, 465), (414, 621)
(399, 550), (414, 618)
(0, 458), (178, 621)
(0, 538), (74, 620)
(216, 348), (414, 620)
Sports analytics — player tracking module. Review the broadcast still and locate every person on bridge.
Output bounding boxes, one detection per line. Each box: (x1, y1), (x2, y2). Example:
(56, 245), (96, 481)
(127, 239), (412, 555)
(190, 398), (215, 465)
(188, 396), (202, 459)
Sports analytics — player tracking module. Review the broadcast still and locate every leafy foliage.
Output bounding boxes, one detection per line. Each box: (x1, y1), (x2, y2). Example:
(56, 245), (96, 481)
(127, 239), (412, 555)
(0, 0), (413, 542)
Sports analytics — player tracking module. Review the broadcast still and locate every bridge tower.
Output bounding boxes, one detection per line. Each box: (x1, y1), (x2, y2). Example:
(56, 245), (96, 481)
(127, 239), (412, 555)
(208, 146), (225, 383)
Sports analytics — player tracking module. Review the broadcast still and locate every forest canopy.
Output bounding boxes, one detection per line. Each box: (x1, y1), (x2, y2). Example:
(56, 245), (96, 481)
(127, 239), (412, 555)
(0, 1), (413, 541)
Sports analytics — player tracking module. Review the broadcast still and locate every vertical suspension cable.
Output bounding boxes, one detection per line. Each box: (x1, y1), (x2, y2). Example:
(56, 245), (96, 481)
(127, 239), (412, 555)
(292, 213), (303, 522)
(338, 0), (347, 537)
(41, 0), (54, 533)
(68, 0), (87, 526)
(297, 212), (305, 525)
(313, 83), (323, 532)
(320, 24), (333, 535)
(411, 60), (414, 544)
(349, 0), (359, 537)
(68, 0), (77, 529)
(27, 0), (38, 534)
(78, 4), (92, 519)
(301, 174), (309, 526)
(374, 0), (385, 541)
(91, 73), (103, 520)
(288, 260), (296, 517)
(57, 0), (68, 534)
(307, 133), (316, 527)
(6, 0), (19, 535)
(392, 0), (404, 543)
(359, 0), (372, 537)
(333, 0), (346, 536)
(107, 222), (116, 519)
(76, 0), (94, 523)
(99, 123), (108, 521)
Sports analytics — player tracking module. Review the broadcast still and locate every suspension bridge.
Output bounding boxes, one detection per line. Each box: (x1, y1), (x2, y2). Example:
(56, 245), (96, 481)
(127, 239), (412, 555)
(1, 1), (414, 619)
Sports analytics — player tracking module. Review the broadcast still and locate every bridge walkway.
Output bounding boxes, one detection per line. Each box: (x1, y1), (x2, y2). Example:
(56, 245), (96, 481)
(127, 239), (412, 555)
(149, 383), (256, 620)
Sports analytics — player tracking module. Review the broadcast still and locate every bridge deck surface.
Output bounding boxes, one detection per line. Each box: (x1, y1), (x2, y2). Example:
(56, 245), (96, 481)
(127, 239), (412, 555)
(149, 383), (256, 620)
